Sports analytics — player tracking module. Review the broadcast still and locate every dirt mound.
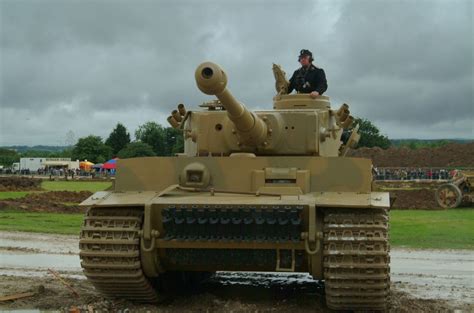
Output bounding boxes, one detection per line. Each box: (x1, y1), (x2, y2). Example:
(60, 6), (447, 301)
(348, 142), (474, 167)
(374, 181), (441, 190)
(391, 189), (440, 210)
(25, 191), (92, 203)
(0, 191), (92, 213)
(0, 275), (470, 313)
(374, 182), (442, 209)
(0, 177), (42, 191)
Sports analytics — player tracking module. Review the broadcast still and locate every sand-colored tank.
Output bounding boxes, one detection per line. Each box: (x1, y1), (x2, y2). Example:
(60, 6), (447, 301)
(79, 62), (391, 311)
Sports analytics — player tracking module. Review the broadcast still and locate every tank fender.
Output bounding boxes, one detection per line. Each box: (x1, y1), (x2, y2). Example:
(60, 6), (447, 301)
(79, 191), (111, 206)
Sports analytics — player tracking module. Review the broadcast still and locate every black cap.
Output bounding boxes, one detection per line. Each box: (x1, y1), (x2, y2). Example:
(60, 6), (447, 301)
(299, 49), (313, 58)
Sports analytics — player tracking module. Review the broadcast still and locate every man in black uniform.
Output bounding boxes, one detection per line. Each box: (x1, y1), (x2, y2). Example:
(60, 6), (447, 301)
(288, 49), (327, 98)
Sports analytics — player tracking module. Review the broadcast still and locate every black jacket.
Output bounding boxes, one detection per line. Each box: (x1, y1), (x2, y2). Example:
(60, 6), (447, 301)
(288, 64), (327, 95)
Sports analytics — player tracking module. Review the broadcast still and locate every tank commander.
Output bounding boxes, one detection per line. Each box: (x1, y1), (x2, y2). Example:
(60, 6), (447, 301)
(288, 49), (328, 98)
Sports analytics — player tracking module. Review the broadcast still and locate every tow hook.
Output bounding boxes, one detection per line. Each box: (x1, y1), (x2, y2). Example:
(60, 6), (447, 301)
(139, 229), (160, 252)
(301, 231), (322, 255)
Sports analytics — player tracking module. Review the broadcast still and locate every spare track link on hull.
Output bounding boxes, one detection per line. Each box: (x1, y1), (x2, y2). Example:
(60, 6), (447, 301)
(79, 207), (158, 302)
(323, 207), (390, 311)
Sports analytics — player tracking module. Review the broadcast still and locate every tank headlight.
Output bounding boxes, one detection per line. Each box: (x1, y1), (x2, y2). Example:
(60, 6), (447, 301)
(179, 162), (210, 188)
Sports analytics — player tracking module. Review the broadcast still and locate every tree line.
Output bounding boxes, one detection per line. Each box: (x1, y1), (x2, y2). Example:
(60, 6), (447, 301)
(352, 118), (391, 149)
(0, 122), (183, 166)
(5, 117), (447, 167)
(71, 122), (184, 163)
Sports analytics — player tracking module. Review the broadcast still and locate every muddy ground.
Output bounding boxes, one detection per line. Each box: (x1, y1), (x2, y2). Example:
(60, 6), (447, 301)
(0, 231), (472, 312)
(374, 181), (472, 210)
(390, 189), (440, 209)
(0, 191), (92, 213)
(348, 142), (474, 167)
(0, 176), (43, 191)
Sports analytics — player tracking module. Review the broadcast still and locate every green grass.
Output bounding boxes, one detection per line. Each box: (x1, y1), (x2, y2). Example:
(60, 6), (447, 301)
(0, 208), (473, 249)
(390, 209), (474, 249)
(0, 191), (30, 199)
(0, 210), (83, 235)
(41, 180), (112, 192)
(0, 181), (111, 200)
(0, 181), (111, 234)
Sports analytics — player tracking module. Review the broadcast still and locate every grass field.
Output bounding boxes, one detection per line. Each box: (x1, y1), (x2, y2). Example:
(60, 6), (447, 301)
(41, 180), (112, 192)
(0, 180), (112, 201)
(0, 191), (30, 199)
(0, 210), (83, 235)
(390, 209), (474, 249)
(0, 208), (472, 248)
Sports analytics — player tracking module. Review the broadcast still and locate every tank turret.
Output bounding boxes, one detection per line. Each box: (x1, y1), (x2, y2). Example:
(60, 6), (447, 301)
(168, 62), (358, 157)
(195, 62), (268, 147)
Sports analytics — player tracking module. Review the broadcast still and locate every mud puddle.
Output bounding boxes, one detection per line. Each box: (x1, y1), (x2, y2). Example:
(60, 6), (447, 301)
(0, 253), (81, 278)
(0, 231), (81, 279)
(0, 231), (79, 255)
(390, 248), (474, 306)
(0, 231), (473, 312)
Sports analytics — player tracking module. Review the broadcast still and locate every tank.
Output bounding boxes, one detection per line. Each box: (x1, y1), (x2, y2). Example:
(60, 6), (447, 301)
(79, 62), (391, 311)
(435, 170), (473, 208)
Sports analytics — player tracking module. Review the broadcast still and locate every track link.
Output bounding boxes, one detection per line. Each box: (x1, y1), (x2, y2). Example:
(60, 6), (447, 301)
(79, 207), (158, 302)
(323, 208), (390, 311)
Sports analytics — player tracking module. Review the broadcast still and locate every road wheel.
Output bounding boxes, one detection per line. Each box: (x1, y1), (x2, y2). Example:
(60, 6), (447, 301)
(436, 183), (462, 209)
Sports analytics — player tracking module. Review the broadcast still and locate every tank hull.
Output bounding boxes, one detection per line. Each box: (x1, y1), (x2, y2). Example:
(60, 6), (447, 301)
(80, 156), (390, 311)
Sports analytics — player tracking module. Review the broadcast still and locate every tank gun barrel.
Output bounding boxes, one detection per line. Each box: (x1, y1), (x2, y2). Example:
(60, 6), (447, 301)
(195, 62), (268, 147)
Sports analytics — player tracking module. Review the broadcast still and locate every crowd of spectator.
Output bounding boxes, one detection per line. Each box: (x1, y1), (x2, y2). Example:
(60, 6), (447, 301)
(0, 167), (113, 178)
(373, 167), (467, 181)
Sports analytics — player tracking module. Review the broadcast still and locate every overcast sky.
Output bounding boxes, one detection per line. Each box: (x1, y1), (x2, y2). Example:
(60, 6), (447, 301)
(0, 0), (472, 146)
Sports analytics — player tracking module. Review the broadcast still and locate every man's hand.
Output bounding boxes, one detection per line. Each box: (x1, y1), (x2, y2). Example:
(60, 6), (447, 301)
(310, 91), (320, 98)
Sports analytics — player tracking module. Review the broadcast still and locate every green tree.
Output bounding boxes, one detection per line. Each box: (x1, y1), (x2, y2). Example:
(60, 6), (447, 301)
(58, 148), (73, 158)
(20, 150), (54, 158)
(407, 141), (418, 150)
(135, 122), (184, 156)
(164, 127), (184, 155)
(135, 122), (165, 155)
(71, 135), (112, 163)
(117, 142), (156, 159)
(105, 123), (131, 155)
(0, 148), (19, 167)
(19, 148), (73, 158)
(353, 118), (391, 149)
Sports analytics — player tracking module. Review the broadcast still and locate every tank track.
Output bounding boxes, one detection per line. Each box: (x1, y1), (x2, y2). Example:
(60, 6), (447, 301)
(79, 207), (158, 302)
(323, 207), (390, 311)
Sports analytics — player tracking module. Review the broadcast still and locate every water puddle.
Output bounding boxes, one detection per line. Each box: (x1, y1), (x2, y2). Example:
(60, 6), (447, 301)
(1, 252), (80, 269)
(0, 231), (78, 255)
(390, 249), (474, 303)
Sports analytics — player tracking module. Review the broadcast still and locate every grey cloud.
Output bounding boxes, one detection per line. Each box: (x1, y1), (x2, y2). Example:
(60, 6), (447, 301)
(0, 0), (472, 146)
